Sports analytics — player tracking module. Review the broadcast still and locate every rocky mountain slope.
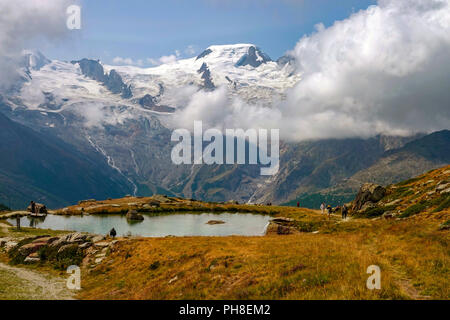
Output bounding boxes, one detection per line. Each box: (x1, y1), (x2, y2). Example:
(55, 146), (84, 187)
(0, 48), (448, 208)
(0, 111), (131, 208)
(351, 164), (450, 220)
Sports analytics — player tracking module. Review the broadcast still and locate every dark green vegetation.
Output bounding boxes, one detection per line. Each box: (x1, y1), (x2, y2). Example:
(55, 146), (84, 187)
(0, 203), (10, 212)
(284, 193), (354, 209)
(38, 244), (84, 270)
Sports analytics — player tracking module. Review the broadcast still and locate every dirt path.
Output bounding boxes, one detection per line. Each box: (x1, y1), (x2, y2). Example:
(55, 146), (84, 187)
(0, 262), (75, 300)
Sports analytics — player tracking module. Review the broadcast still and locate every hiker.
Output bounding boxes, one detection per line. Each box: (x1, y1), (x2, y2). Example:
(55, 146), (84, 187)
(327, 205), (333, 217)
(320, 203), (325, 214)
(342, 205), (348, 220)
(109, 228), (117, 239)
(30, 200), (36, 214)
(297, 202), (300, 208)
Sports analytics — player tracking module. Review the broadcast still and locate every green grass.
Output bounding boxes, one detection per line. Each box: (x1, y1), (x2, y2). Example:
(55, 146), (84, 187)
(400, 200), (432, 218)
(433, 196), (450, 213)
(0, 268), (38, 300)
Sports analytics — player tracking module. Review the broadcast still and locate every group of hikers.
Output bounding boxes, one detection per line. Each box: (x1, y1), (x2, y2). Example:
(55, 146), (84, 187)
(320, 202), (349, 220)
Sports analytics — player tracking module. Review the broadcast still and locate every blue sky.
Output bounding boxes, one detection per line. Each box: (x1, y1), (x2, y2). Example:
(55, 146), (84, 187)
(45, 0), (376, 64)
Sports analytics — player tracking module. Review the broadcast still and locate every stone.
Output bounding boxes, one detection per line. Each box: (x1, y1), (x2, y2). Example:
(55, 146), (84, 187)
(126, 210), (144, 221)
(91, 235), (105, 243)
(382, 211), (396, 219)
(352, 183), (386, 212)
(436, 183), (450, 191)
(386, 199), (401, 206)
(19, 242), (46, 256)
(57, 244), (79, 254)
(32, 236), (58, 244)
(0, 238), (12, 248)
(5, 241), (18, 252)
(168, 276), (178, 284)
(79, 242), (92, 249)
(272, 217), (294, 224)
(94, 257), (104, 264)
(441, 187), (450, 194)
(206, 220), (225, 225)
(24, 256), (40, 263)
(71, 233), (88, 242)
(27, 203), (48, 214)
(94, 241), (110, 248)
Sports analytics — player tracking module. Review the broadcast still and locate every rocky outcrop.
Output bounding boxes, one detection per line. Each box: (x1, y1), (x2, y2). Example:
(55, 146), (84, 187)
(27, 203), (47, 214)
(72, 59), (133, 98)
(1, 232), (116, 269)
(352, 183), (386, 212)
(126, 210), (144, 221)
(265, 217), (299, 235)
(235, 46), (272, 68)
(196, 49), (212, 60)
(197, 63), (215, 90)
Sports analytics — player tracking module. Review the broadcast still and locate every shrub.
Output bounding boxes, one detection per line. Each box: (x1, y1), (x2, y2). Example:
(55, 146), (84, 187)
(400, 200), (431, 218)
(8, 238), (35, 264)
(38, 244), (84, 270)
(358, 205), (397, 218)
(433, 196), (450, 213)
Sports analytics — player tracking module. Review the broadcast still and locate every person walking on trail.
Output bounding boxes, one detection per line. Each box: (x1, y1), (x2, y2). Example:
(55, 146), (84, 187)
(327, 205), (333, 217)
(320, 203), (325, 214)
(297, 202), (300, 208)
(342, 204), (348, 220)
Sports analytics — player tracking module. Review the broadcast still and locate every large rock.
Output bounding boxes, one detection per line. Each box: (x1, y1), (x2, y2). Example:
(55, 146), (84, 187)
(126, 210), (144, 221)
(27, 203), (47, 214)
(352, 183), (386, 212)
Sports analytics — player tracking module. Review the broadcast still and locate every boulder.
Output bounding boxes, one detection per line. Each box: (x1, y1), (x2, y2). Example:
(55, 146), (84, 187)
(27, 203), (47, 214)
(18, 242), (46, 256)
(57, 244), (79, 255)
(24, 256), (40, 263)
(382, 211), (396, 220)
(206, 220), (225, 225)
(126, 210), (144, 221)
(67, 233), (87, 243)
(352, 183), (386, 212)
(91, 235), (106, 243)
(4, 241), (18, 252)
(31, 236), (58, 245)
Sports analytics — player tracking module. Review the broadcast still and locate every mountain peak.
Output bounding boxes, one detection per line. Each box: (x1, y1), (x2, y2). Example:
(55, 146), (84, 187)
(195, 44), (272, 68)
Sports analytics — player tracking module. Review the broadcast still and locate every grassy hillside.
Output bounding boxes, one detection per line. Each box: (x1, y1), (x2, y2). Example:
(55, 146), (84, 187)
(356, 165), (450, 219)
(74, 168), (449, 300)
(78, 209), (448, 300)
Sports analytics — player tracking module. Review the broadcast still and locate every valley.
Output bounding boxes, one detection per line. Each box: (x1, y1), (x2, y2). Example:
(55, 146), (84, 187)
(0, 166), (448, 300)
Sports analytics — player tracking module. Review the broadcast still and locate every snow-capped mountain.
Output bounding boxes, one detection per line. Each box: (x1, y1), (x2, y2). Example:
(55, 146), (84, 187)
(104, 44), (300, 108)
(1, 44), (301, 206)
(12, 44), (300, 120)
(2, 45), (444, 209)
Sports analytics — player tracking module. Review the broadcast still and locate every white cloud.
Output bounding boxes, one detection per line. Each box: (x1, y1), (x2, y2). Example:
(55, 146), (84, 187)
(147, 54), (178, 66)
(0, 0), (77, 90)
(174, 0), (450, 141)
(112, 56), (144, 66)
(184, 45), (197, 56)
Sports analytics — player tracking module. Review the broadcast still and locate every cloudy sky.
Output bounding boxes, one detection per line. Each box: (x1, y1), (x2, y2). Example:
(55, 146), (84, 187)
(32, 0), (376, 64)
(1, 0), (449, 141)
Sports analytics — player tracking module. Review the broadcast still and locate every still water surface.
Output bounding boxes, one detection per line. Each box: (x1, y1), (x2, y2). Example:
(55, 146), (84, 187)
(10, 213), (271, 237)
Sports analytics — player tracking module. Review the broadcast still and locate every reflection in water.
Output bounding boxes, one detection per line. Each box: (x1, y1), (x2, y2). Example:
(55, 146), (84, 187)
(11, 213), (270, 237)
(27, 216), (47, 228)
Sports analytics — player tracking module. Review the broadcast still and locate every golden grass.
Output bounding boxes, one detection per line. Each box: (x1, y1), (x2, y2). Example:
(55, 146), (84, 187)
(78, 209), (449, 300)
